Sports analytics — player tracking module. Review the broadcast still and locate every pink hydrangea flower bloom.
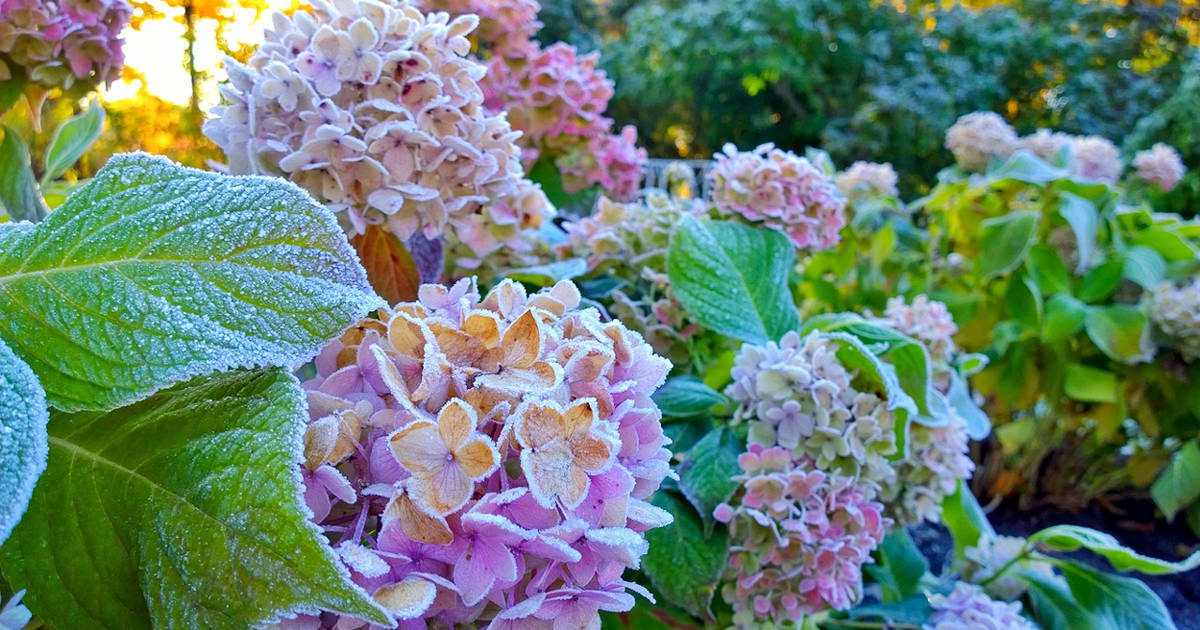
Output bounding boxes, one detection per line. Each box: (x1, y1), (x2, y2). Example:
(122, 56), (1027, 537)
(1067, 135), (1123, 183)
(0, 0), (131, 91)
(708, 143), (847, 251)
(418, 0), (542, 57)
(1133, 142), (1186, 192)
(290, 278), (674, 627)
(714, 445), (889, 622)
(1148, 278), (1200, 362)
(836, 161), (899, 200)
(944, 112), (1018, 172)
(204, 0), (552, 258)
(558, 125), (648, 202)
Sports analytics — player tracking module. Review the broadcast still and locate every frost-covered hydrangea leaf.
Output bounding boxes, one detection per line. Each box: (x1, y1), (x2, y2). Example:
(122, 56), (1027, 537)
(42, 103), (105, 185)
(642, 491), (728, 620)
(352, 224), (422, 306)
(652, 376), (729, 418)
(1029, 525), (1200, 575)
(1084, 306), (1154, 364)
(676, 426), (741, 531)
(0, 368), (392, 629)
(0, 153), (383, 412)
(0, 125), (48, 222)
(667, 216), (798, 344)
(0, 337), (48, 546)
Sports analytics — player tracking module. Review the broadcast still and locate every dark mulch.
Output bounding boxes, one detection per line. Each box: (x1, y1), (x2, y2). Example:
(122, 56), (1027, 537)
(911, 499), (1200, 629)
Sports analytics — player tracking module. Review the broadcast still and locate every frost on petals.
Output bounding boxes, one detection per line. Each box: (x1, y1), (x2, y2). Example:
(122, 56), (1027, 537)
(708, 143), (846, 251)
(203, 0), (551, 257)
(296, 277), (674, 627)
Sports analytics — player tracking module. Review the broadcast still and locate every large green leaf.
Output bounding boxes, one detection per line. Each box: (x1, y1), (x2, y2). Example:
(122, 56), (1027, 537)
(42, 102), (105, 185)
(677, 426), (742, 532)
(1057, 192), (1099, 272)
(667, 216), (798, 344)
(0, 337), (48, 545)
(1020, 568), (1090, 630)
(642, 491), (728, 620)
(652, 376), (728, 418)
(942, 481), (995, 560)
(0, 153), (383, 411)
(0, 125), (47, 222)
(1063, 363), (1116, 403)
(0, 369), (391, 629)
(865, 529), (929, 602)
(1032, 525), (1200, 574)
(1084, 306), (1153, 364)
(1121, 246), (1166, 290)
(1150, 440), (1200, 521)
(1056, 559), (1177, 630)
(977, 211), (1038, 278)
(1041, 294), (1087, 342)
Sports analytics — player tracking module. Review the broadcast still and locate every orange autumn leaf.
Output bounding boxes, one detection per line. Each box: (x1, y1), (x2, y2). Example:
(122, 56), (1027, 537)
(353, 224), (422, 306)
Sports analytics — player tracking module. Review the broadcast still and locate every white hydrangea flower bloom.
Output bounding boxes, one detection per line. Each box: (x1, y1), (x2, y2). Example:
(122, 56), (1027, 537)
(204, 0), (551, 256)
(1068, 135), (1123, 183)
(957, 534), (1060, 601)
(945, 112), (1018, 172)
(1148, 279), (1200, 362)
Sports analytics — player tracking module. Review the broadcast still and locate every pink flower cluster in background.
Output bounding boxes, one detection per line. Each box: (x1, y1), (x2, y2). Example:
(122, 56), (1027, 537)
(203, 0), (551, 257)
(714, 445), (888, 623)
(419, 0), (542, 57)
(708, 143), (846, 251)
(1133, 142), (1186, 192)
(480, 40), (646, 201)
(292, 277), (674, 627)
(0, 0), (131, 92)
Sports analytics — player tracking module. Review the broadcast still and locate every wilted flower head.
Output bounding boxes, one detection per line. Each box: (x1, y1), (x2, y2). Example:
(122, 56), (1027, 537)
(1148, 279), (1200, 362)
(295, 277), (675, 626)
(925, 583), (1037, 630)
(1068, 135), (1122, 183)
(714, 445), (888, 621)
(836, 161), (899, 200)
(0, 0), (131, 91)
(945, 112), (1018, 172)
(727, 331), (898, 496)
(203, 0), (551, 256)
(708, 143), (847, 251)
(417, 0), (541, 56)
(1133, 143), (1186, 192)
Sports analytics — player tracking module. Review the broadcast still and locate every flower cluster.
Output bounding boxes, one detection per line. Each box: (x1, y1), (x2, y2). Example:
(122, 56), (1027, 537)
(836, 161), (899, 201)
(0, 0), (131, 92)
(956, 534), (1058, 601)
(1018, 128), (1073, 163)
(1067, 135), (1123, 183)
(727, 331), (898, 493)
(417, 0), (541, 56)
(877, 296), (974, 526)
(944, 112), (1019, 172)
(294, 277), (674, 627)
(560, 194), (707, 363)
(558, 125), (648, 202)
(1148, 279), (1200, 362)
(708, 143), (847, 251)
(1133, 143), (1186, 192)
(479, 41), (645, 201)
(203, 0), (551, 257)
(713, 445), (888, 623)
(924, 583), (1037, 630)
